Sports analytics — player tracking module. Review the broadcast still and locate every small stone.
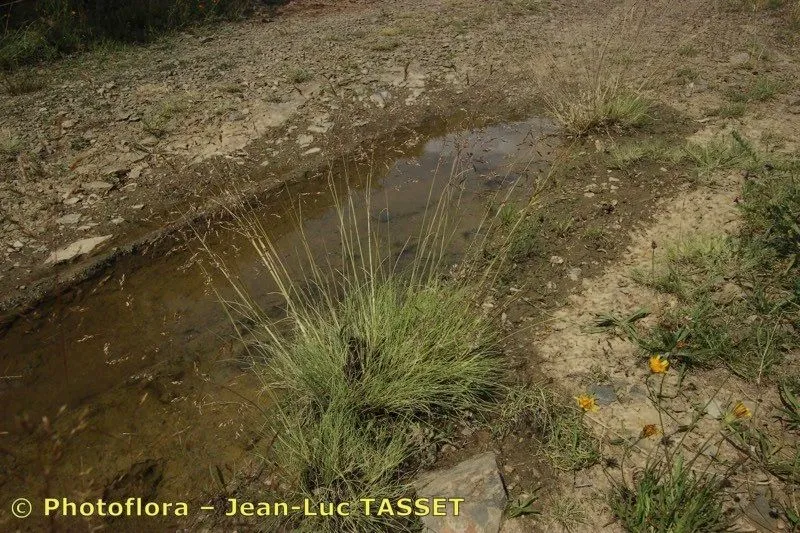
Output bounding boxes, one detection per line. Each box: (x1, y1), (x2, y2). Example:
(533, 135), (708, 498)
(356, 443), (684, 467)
(82, 180), (113, 192)
(589, 383), (617, 405)
(549, 255), (564, 265)
(111, 217), (125, 225)
(56, 213), (82, 225)
(297, 134), (314, 147)
(302, 147), (322, 156)
(61, 119), (77, 129)
(63, 197), (81, 206)
(45, 235), (113, 264)
(131, 204), (145, 210)
(705, 399), (723, 419)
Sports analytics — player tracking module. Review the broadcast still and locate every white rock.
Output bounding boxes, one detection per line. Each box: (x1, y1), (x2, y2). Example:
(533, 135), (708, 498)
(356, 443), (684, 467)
(82, 180), (113, 192)
(56, 213), (82, 225)
(45, 235), (112, 264)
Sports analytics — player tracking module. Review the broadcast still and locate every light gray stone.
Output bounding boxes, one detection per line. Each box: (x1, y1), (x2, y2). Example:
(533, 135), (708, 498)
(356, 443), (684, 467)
(589, 383), (618, 405)
(45, 235), (112, 264)
(56, 213), (82, 225)
(415, 452), (507, 533)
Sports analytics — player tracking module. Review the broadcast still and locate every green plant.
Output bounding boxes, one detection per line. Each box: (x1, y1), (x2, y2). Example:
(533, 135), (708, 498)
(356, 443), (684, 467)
(682, 132), (758, 178)
(713, 102), (747, 119)
(0, 0), (256, 70)
(208, 176), (530, 531)
(725, 76), (785, 103)
(0, 133), (22, 157)
(1, 70), (47, 95)
(288, 67), (313, 84)
(549, 497), (589, 531)
(495, 385), (599, 470)
(609, 455), (732, 532)
(608, 139), (681, 169)
(547, 85), (651, 135)
(506, 492), (541, 518)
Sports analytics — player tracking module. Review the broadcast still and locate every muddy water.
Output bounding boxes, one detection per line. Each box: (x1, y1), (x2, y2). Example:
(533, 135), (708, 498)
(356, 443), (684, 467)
(0, 117), (558, 530)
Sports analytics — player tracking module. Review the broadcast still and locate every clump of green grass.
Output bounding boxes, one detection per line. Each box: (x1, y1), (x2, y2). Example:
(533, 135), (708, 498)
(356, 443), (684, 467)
(493, 203), (540, 262)
(608, 139), (681, 169)
(211, 179), (524, 531)
(141, 97), (190, 137)
(740, 166), (800, 266)
(546, 83), (651, 135)
(370, 38), (400, 52)
(713, 102), (747, 119)
(610, 455), (732, 532)
(0, 132), (22, 158)
(681, 131), (758, 178)
(725, 75), (786, 103)
(288, 67), (313, 84)
(1, 70), (47, 95)
(614, 153), (800, 380)
(677, 43), (699, 57)
(495, 385), (599, 470)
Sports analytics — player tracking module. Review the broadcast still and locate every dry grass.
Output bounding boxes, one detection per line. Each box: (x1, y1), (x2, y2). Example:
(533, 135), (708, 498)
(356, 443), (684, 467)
(532, 1), (702, 135)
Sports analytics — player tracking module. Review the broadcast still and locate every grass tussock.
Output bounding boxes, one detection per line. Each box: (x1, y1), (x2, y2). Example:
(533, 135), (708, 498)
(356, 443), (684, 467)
(544, 82), (651, 136)
(610, 455), (732, 532)
(208, 175), (542, 531)
(534, 1), (696, 135)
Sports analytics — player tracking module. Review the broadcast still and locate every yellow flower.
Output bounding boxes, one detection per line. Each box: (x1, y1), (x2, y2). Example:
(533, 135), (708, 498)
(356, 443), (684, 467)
(576, 394), (599, 412)
(732, 401), (751, 419)
(649, 355), (669, 373)
(640, 424), (660, 439)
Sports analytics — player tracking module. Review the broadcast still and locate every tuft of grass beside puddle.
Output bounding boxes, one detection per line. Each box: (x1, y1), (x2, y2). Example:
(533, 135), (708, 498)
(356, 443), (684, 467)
(208, 172), (555, 530)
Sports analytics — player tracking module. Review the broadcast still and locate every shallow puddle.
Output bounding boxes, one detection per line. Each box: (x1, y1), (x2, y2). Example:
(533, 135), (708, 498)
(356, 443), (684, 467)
(0, 116), (558, 530)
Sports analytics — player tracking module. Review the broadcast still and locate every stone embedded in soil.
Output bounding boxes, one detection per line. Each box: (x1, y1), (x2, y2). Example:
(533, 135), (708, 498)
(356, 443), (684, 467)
(82, 180), (114, 192)
(55, 213), (82, 225)
(704, 399), (724, 419)
(588, 383), (618, 405)
(415, 452), (507, 533)
(743, 493), (782, 531)
(45, 235), (113, 264)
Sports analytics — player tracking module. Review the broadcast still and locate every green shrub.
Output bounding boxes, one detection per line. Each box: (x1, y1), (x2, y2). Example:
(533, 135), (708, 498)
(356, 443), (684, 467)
(0, 0), (266, 69)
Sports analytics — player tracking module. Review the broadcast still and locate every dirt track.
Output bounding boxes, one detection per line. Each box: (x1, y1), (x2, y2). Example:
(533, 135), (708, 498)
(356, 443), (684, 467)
(1, 0), (799, 531)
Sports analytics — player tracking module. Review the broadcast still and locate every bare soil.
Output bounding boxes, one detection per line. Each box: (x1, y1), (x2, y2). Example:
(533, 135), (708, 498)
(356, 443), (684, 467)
(1, 0), (799, 531)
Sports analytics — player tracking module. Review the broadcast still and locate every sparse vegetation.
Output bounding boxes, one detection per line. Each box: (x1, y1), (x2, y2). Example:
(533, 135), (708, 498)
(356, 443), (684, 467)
(0, 0), (262, 70)
(495, 385), (600, 471)
(545, 85), (651, 136)
(1, 70), (47, 95)
(288, 67), (313, 84)
(610, 454), (732, 532)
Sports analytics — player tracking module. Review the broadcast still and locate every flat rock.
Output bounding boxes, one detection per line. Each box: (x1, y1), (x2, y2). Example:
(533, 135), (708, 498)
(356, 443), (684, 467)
(82, 180), (114, 192)
(45, 235), (112, 264)
(589, 383), (618, 405)
(415, 452), (507, 533)
(55, 213), (82, 225)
